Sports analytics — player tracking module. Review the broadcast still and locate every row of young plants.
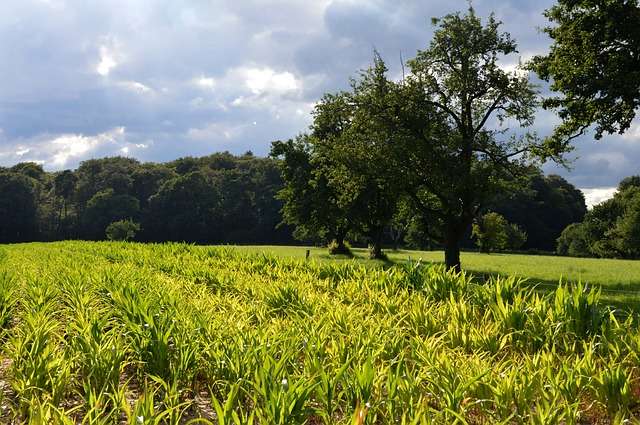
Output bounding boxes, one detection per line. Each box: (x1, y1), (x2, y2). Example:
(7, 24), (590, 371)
(0, 241), (638, 423)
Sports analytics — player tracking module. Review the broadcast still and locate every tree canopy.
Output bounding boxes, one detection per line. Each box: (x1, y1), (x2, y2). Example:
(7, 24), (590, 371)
(531, 0), (640, 146)
(557, 176), (640, 259)
(396, 9), (549, 270)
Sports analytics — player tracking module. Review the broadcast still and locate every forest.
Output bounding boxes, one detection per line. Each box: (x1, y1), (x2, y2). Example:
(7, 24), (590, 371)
(0, 153), (586, 254)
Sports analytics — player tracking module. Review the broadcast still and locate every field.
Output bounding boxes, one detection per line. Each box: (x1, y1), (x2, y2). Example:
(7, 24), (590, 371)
(233, 246), (640, 309)
(1, 241), (640, 423)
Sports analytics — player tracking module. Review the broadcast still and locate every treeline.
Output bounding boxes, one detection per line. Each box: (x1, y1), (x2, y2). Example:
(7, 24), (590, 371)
(0, 153), (293, 245)
(0, 153), (585, 253)
(558, 176), (640, 259)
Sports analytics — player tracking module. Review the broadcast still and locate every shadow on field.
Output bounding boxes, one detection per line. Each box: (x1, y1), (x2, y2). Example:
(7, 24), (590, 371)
(465, 268), (640, 315)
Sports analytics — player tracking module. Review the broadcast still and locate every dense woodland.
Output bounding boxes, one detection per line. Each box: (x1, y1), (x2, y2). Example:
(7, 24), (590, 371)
(0, 154), (586, 253)
(0, 154), (292, 246)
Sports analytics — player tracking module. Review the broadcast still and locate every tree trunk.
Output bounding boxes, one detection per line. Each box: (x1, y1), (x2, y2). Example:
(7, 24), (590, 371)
(368, 227), (386, 259)
(444, 238), (461, 272)
(328, 229), (351, 256)
(444, 222), (462, 272)
(368, 241), (384, 259)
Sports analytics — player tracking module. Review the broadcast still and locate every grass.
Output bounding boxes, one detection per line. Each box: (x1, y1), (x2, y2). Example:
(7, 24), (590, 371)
(0, 241), (640, 423)
(231, 245), (640, 287)
(232, 245), (640, 310)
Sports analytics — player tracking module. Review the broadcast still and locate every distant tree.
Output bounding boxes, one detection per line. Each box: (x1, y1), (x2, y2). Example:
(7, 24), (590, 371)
(106, 219), (140, 241)
(490, 169), (586, 251)
(556, 223), (590, 257)
(396, 8), (547, 270)
(557, 177), (640, 258)
(53, 170), (77, 237)
(75, 157), (140, 210)
(506, 222), (527, 250)
(0, 172), (38, 242)
(132, 165), (175, 208)
(618, 175), (640, 193)
(146, 171), (220, 243)
(472, 213), (509, 253)
(83, 189), (140, 240)
(531, 0), (640, 146)
(11, 162), (46, 182)
(211, 168), (256, 243)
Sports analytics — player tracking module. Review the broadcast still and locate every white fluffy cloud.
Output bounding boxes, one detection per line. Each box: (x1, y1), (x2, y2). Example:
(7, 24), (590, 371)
(0, 127), (152, 169)
(581, 187), (617, 209)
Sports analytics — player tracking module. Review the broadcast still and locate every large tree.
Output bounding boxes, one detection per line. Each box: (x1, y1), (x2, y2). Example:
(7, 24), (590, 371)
(397, 9), (546, 270)
(531, 0), (640, 145)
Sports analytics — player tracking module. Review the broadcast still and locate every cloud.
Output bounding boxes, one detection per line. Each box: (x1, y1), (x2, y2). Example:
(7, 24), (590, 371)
(0, 0), (636, 191)
(117, 81), (154, 94)
(0, 127), (152, 170)
(96, 44), (119, 76)
(581, 187), (617, 209)
(244, 67), (299, 95)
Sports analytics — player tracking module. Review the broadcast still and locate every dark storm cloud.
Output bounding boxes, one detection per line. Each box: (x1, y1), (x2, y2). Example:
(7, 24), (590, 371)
(0, 0), (637, 198)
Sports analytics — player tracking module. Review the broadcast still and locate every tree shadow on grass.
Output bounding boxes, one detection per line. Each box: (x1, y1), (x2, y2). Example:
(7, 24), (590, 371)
(465, 267), (640, 315)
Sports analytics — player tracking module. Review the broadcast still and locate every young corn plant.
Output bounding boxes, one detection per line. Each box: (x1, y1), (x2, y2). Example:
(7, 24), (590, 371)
(0, 271), (17, 340)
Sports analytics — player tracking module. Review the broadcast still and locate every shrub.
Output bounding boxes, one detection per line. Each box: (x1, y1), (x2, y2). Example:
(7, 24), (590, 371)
(473, 213), (528, 253)
(105, 219), (140, 242)
(556, 223), (590, 257)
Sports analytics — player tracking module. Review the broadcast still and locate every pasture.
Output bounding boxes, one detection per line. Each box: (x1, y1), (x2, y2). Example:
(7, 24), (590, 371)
(0, 241), (639, 423)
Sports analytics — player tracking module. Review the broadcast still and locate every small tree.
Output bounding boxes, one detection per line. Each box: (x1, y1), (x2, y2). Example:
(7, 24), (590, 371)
(106, 219), (140, 241)
(472, 212), (509, 253)
(557, 223), (590, 257)
(506, 222), (527, 250)
(472, 212), (527, 253)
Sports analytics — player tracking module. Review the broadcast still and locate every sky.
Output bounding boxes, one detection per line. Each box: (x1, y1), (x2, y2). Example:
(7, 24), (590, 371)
(0, 0), (637, 207)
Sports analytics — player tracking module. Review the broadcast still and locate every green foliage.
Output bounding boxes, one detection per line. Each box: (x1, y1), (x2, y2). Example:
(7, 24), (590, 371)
(105, 219), (140, 241)
(556, 223), (590, 257)
(0, 172), (38, 242)
(271, 136), (350, 246)
(557, 176), (640, 259)
(490, 169), (586, 251)
(472, 213), (509, 253)
(0, 154), (291, 245)
(531, 0), (640, 145)
(472, 212), (526, 253)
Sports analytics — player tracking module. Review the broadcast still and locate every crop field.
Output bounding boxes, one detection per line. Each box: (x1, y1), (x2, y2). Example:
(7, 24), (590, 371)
(1, 242), (640, 423)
